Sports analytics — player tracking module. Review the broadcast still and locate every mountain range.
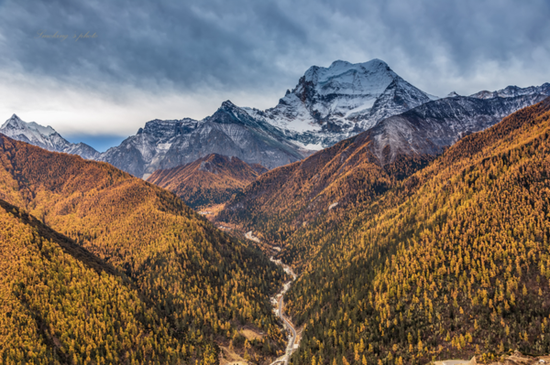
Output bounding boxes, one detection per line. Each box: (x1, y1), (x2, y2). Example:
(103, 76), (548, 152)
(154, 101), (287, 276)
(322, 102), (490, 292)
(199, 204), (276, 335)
(0, 114), (100, 159)
(2, 56), (550, 364)
(99, 100), (306, 178)
(3, 59), (547, 181)
(217, 90), (550, 239)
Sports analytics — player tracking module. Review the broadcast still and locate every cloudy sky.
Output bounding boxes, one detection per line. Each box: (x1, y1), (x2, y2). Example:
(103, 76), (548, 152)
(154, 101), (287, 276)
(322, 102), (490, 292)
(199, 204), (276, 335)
(0, 0), (549, 151)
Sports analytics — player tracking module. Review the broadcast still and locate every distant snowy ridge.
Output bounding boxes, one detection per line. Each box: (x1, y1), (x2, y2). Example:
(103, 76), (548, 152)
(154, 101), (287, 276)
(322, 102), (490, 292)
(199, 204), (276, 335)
(0, 114), (100, 160)
(98, 100), (308, 178)
(470, 83), (550, 100)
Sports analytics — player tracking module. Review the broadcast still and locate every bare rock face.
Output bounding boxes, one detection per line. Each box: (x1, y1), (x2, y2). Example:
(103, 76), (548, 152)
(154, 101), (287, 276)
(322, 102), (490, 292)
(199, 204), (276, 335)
(100, 101), (308, 178)
(367, 93), (550, 164)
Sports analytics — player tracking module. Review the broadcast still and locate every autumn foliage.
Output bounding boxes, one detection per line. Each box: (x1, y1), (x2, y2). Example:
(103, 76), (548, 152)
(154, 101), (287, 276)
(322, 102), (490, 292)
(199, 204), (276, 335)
(282, 98), (550, 364)
(0, 136), (287, 364)
(147, 153), (266, 209)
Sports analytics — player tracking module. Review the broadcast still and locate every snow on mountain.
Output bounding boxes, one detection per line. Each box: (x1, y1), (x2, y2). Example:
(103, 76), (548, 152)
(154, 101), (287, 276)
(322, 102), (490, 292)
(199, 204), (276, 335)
(0, 114), (100, 159)
(470, 83), (550, 100)
(99, 101), (308, 178)
(242, 59), (437, 149)
(3, 60), (549, 182)
(367, 93), (550, 164)
(1, 114), (65, 149)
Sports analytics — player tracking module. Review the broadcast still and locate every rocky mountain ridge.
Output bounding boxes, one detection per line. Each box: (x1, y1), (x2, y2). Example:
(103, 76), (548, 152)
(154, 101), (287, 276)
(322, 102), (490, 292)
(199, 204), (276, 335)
(0, 114), (100, 159)
(217, 93), (550, 242)
(368, 91), (550, 164)
(243, 59), (437, 148)
(99, 100), (308, 178)
(2, 60), (549, 180)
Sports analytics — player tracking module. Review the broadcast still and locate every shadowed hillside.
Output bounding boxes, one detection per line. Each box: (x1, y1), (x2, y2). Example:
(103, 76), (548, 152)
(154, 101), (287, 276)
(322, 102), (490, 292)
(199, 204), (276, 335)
(0, 198), (192, 364)
(217, 119), (432, 251)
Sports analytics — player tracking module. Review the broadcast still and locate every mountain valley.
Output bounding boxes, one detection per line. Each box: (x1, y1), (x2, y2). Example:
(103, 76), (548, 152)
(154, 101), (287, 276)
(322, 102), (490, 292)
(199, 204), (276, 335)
(0, 134), (289, 364)
(1, 58), (550, 365)
(233, 97), (550, 364)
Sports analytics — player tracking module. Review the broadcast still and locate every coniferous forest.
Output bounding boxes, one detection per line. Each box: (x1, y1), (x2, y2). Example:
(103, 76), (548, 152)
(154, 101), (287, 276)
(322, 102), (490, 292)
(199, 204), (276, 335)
(1, 1), (549, 364)
(250, 98), (550, 364)
(0, 135), (288, 364)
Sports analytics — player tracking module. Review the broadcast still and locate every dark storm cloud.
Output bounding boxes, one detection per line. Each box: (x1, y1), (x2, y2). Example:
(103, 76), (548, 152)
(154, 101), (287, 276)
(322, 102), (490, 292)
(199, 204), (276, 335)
(0, 0), (311, 96)
(371, 1), (550, 74)
(0, 0), (549, 125)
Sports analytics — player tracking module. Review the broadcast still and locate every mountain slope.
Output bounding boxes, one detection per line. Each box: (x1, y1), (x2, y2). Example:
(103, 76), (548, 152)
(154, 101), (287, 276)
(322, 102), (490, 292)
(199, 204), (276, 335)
(0, 135), (288, 363)
(217, 132), (421, 247)
(217, 92), (549, 247)
(283, 98), (550, 364)
(0, 114), (100, 159)
(368, 92), (550, 164)
(244, 59), (436, 149)
(100, 101), (308, 178)
(147, 153), (267, 209)
(0, 198), (188, 364)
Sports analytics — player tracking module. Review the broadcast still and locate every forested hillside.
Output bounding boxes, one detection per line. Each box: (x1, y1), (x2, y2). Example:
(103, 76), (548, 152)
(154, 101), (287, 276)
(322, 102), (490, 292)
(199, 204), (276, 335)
(147, 153), (267, 209)
(0, 135), (288, 364)
(218, 129), (431, 247)
(3, 96), (549, 365)
(218, 93), (550, 255)
(0, 198), (191, 364)
(283, 98), (550, 364)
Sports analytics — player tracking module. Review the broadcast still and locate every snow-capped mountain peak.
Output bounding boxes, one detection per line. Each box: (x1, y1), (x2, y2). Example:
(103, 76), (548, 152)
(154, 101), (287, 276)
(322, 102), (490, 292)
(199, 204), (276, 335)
(251, 58), (436, 148)
(2, 113), (24, 127)
(221, 100), (238, 109)
(302, 58), (396, 97)
(209, 100), (263, 127)
(2, 114), (57, 137)
(470, 83), (550, 100)
(1, 114), (63, 148)
(0, 114), (99, 160)
(5, 59), (548, 184)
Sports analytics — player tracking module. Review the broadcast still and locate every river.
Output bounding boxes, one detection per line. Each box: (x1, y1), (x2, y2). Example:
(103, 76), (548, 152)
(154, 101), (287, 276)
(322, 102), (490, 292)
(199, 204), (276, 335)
(269, 257), (298, 365)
